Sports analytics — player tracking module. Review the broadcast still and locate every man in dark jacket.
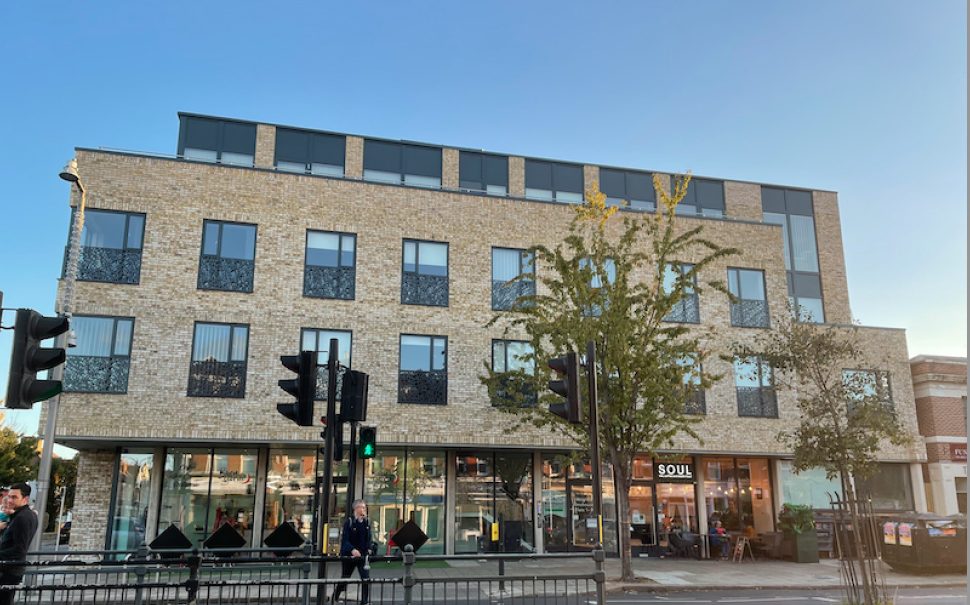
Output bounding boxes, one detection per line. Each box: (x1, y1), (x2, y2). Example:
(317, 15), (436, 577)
(0, 483), (39, 605)
(331, 499), (373, 604)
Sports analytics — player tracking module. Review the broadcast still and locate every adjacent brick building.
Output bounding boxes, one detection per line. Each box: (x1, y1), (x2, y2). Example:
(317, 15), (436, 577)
(52, 113), (926, 556)
(911, 355), (967, 515)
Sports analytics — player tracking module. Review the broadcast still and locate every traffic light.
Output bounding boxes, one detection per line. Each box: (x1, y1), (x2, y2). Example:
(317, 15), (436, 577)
(358, 426), (377, 459)
(277, 350), (317, 426)
(5, 309), (70, 409)
(548, 351), (582, 423)
(340, 370), (369, 422)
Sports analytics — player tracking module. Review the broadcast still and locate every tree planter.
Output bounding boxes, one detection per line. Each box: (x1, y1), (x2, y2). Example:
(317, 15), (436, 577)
(786, 529), (819, 563)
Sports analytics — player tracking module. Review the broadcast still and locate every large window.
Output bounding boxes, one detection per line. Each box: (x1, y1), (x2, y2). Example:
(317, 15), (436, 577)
(188, 322), (248, 398)
(525, 160), (583, 203)
(728, 268), (769, 328)
(701, 457), (774, 534)
(674, 178), (725, 217)
(158, 448), (259, 548)
(677, 354), (706, 415)
(581, 257), (616, 317)
(108, 450), (154, 551)
(455, 452), (534, 553)
(662, 263), (700, 323)
(178, 116), (256, 166)
(734, 356), (777, 418)
(67, 209), (145, 284)
(762, 187), (824, 323)
(198, 221), (257, 293)
(778, 461), (843, 509)
(855, 463), (914, 511)
(402, 240), (449, 307)
(274, 128), (345, 177)
(492, 248), (535, 311)
(264, 449), (317, 542)
(842, 369), (894, 410)
(304, 231), (356, 300)
(459, 152), (508, 196)
(302, 328), (352, 399)
(364, 140), (442, 188)
(600, 168), (655, 211)
(64, 316), (134, 393)
(399, 335), (447, 405)
(491, 340), (536, 407)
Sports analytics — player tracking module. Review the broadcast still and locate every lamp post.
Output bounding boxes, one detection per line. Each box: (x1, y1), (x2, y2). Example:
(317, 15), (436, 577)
(30, 159), (85, 552)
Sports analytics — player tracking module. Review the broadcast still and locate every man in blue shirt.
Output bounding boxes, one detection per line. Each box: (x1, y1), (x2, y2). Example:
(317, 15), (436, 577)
(331, 499), (373, 605)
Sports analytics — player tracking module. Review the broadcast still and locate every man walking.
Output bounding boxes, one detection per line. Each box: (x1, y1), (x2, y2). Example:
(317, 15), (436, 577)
(0, 483), (38, 605)
(331, 499), (373, 605)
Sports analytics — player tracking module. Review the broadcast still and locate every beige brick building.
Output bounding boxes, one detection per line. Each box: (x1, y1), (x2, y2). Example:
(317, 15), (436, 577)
(53, 113), (925, 556)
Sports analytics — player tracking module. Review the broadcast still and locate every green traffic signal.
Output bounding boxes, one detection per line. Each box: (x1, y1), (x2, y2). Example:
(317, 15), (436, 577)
(359, 426), (377, 459)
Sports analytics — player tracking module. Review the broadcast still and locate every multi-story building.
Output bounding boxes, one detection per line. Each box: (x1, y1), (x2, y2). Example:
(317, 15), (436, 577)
(910, 355), (967, 515)
(52, 113), (926, 555)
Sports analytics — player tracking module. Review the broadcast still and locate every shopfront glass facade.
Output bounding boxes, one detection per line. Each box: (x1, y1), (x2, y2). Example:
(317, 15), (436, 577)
(778, 461), (843, 509)
(264, 449), (316, 541)
(364, 449), (445, 554)
(701, 456), (774, 535)
(540, 454), (618, 554)
(454, 452), (533, 553)
(108, 450), (155, 551)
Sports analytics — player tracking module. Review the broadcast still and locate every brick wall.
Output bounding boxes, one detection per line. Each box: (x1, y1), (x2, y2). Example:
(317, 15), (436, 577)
(71, 450), (116, 551)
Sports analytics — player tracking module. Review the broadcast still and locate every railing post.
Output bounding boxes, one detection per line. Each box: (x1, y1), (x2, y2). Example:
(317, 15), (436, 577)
(302, 544), (313, 605)
(593, 548), (606, 605)
(402, 544), (415, 605)
(498, 557), (505, 592)
(133, 543), (149, 605)
(185, 548), (201, 605)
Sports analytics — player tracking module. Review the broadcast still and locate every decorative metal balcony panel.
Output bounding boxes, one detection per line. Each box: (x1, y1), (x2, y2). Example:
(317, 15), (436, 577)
(188, 360), (247, 398)
(731, 300), (769, 328)
(67, 246), (142, 284)
(684, 389), (706, 415)
(198, 256), (255, 292)
(304, 266), (355, 300)
(63, 356), (130, 393)
(492, 280), (536, 311)
(736, 387), (778, 418)
(401, 274), (448, 307)
(314, 368), (345, 400)
(664, 295), (700, 323)
(492, 375), (538, 407)
(399, 370), (447, 405)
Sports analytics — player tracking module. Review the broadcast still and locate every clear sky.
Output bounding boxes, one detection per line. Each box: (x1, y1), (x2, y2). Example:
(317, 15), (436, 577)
(0, 1), (966, 442)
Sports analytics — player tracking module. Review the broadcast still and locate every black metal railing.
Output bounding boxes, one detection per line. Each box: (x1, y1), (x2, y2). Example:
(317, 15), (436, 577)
(198, 256), (255, 292)
(731, 299), (769, 328)
(664, 295), (700, 323)
(492, 375), (538, 407)
(401, 273), (448, 306)
(491, 279), (535, 311)
(736, 386), (778, 418)
(304, 265), (356, 299)
(188, 360), (247, 398)
(684, 389), (706, 415)
(67, 246), (143, 284)
(399, 370), (447, 405)
(63, 356), (130, 393)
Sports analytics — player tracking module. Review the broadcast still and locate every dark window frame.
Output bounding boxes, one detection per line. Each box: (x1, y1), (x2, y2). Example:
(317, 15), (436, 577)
(198, 219), (258, 293)
(672, 177), (726, 217)
(491, 338), (538, 408)
(301, 327), (354, 369)
(734, 355), (778, 418)
(274, 128), (346, 176)
(663, 262), (700, 324)
(398, 333), (448, 405)
(491, 247), (536, 311)
(459, 151), (509, 196)
(677, 354), (706, 415)
(177, 116), (256, 166)
(524, 159), (585, 203)
(363, 140), (443, 188)
(187, 321), (250, 399)
(304, 230), (356, 269)
(599, 167), (656, 211)
(842, 368), (894, 409)
(727, 267), (770, 328)
(63, 314), (136, 394)
(65, 208), (147, 285)
(401, 239), (450, 307)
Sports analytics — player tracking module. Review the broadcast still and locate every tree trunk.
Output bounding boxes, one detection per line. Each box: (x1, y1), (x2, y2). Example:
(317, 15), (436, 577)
(612, 452), (634, 582)
(843, 474), (880, 605)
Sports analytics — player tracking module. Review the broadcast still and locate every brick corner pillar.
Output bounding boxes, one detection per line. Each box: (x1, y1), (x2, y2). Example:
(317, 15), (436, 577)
(723, 180), (764, 222)
(813, 190), (852, 324)
(73, 450), (117, 550)
(442, 148), (459, 189)
(508, 156), (525, 197)
(254, 124), (276, 169)
(345, 136), (364, 179)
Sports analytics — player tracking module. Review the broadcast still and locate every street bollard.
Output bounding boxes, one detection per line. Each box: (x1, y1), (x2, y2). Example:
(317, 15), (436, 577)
(402, 544), (416, 605)
(593, 548), (606, 605)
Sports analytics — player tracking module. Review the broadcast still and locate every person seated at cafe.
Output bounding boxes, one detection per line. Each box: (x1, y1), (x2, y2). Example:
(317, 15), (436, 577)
(709, 520), (730, 559)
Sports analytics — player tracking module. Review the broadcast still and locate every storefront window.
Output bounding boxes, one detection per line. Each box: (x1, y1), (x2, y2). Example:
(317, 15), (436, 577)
(541, 454), (568, 551)
(207, 449), (258, 545)
(703, 457), (739, 530)
(264, 449), (316, 541)
(495, 453), (534, 552)
(455, 453), (494, 553)
(855, 463), (914, 511)
(737, 458), (773, 534)
(628, 485), (654, 547)
(778, 461), (842, 510)
(656, 483), (696, 547)
(109, 450), (154, 551)
(455, 452), (534, 553)
(703, 457), (774, 535)
(632, 456), (653, 481)
(363, 449), (445, 554)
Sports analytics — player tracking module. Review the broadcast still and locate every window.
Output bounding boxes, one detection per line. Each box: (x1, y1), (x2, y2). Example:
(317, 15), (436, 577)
(491, 340), (536, 407)
(854, 463), (914, 510)
(108, 450), (154, 551)
(580, 257), (616, 316)
(677, 355), (705, 414)
(460, 152), (508, 196)
(727, 268), (769, 328)
(363, 140), (442, 188)
(178, 116), (256, 166)
(492, 248), (535, 311)
(525, 160), (583, 203)
(274, 128), (345, 177)
(63, 316), (134, 393)
(842, 369), (893, 411)
(303, 328), (352, 399)
(399, 335), (447, 405)
(600, 168), (655, 211)
(304, 231), (356, 300)
(662, 263), (700, 323)
(734, 357), (777, 417)
(762, 187), (824, 323)
(674, 178), (725, 217)
(67, 209), (145, 284)
(402, 240), (449, 306)
(188, 322), (248, 398)
(198, 220), (257, 293)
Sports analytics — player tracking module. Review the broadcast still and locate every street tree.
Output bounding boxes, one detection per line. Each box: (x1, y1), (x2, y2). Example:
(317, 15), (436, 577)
(483, 178), (738, 581)
(732, 316), (911, 605)
(0, 428), (38, 487)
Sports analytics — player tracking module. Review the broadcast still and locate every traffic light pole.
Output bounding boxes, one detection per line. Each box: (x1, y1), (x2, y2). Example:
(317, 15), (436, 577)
(316, 339), (339, 605)
(586, 341), (604, 548)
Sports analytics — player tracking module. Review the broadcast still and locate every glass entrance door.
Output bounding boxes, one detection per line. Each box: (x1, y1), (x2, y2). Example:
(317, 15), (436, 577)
(628, 484), (656, 549)
(656, 483), (697, 548)
(569, 482), (599, 549)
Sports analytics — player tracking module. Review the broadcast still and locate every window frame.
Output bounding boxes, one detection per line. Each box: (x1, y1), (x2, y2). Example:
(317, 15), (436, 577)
(459, 151), (509, 196)
(363, 140), (443, 188)
(198, 219), (258, 294)
(187, 321), (250, 399)
(842, 369), (894, 409)
(524, 159), (584, 203)
(67, 208), (147, 285)
(63, 314), (136, 394)
(662, 262), (700, 324)
(672, 177), (726, 217)
(727, 267), (770, 328)
(274, 128), (346, 177)
(398, 334), (448, 405)
(304, 230), (357, 269)
(491, 247), (536, 311)
(599, 167), (656, 211)
(301, 327), (354, 369)
(177, 116), (256, 166)
(734, 355), (777, 418)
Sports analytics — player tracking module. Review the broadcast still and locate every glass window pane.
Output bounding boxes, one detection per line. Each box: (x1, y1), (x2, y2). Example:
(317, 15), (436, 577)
(599, 168), (625, 199)
(230, 326), (248, 361)
(183, 117), (220, 151)
(696, 179), (725, 211)
(739, 270), (765, 300)
(310, 163), (344, 177)
(203, 223), (220, 255)
(761, 187), (786, 213)
(492, 248), (522, 282)
(763, 212), (790, 269)
(264, 449), (317, 541)
(82, 211), (127, 249)
(277, 161), (306, 173)
(785, 190), (814, 216)
(403, 145), (441, 178)
(206, 449), (258, 545)
(553, 164), (583, 193)
(459, 152), (483, 190)
(525, 160), (553, 190)
(311, 330), (352, 367)
(486, 184), (508, 196)
(159, 449), (213, 547)
(525, 188), (554, 201)
(307, 231), (341, 267)
(363, 169), (400, 183)
(507, 342), (533, 374)
(734, 357), (761, 388)
(419, 243), (448, 276)
(340, 235), (356, 266)
(662, 264), (678, 294)
(219, 224), (256, 260)
(193, 323), (230, 362)
(364, 140), (402, 173)
(432, 338), (447, 371)
(220, 152), (254, 167)
(556, 191), (583, 204)
(626, 171), (653, 203)
(126, 215), (145, 249)
(70, 316), (116, 357)
(275, 128), (310, 164)
(403, 241), (417, 272)
(309, 133), (345, 167)
(184, 148), (219, 162)
(302, 330), (316, 352)
(222, 122), (257, 155)
(114, 319), (133, 356)
(401, 336), (431, 371)
(403, 174), (441, 188)
(484, 155), (508, 187)
(727, 269), (739, 296)
(110, 451), (154, 551)
(796, 298), (824, 323)
(492, 341), (507, 372)
(790, 215), (819, 272)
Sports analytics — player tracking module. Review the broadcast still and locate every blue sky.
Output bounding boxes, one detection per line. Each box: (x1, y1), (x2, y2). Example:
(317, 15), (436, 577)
(0, 1), (965, 442)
